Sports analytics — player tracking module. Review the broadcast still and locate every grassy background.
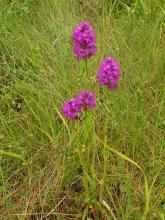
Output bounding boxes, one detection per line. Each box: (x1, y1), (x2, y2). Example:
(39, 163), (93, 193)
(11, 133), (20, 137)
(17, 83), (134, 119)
(0, 0), (164, 219)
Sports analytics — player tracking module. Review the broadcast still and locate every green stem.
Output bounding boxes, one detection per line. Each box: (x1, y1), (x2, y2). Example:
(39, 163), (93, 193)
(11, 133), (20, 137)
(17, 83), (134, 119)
(85, 59), (88, 83)
(99, 135), (108, 202)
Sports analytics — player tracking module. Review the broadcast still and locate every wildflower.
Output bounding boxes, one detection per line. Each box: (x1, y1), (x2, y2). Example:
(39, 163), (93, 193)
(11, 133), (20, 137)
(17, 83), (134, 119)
(77, 90), (96, 108)
(62, 98), (81, 120)
(62, 90), (96, 120)
(73, 21), (96, 60)
(97, 57), (121, 90)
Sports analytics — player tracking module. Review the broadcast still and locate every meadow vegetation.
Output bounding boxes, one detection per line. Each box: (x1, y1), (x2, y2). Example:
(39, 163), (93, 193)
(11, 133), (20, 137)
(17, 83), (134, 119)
(0, 0), (164, 219)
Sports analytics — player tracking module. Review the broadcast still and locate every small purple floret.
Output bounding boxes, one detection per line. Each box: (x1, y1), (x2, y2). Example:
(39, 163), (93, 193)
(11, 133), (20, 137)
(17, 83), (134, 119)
(62, 90), (96, 120)
(97, 57), (121, 90)
(73, 21), (96, 60)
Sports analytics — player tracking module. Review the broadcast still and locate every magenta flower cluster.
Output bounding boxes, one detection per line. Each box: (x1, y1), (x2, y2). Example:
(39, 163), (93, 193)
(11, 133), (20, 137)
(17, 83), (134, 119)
(97, 57), (121, 90)
(62, 90), (95, 120)
(62, 21), (121, 120)
(73, 21), (96, 60)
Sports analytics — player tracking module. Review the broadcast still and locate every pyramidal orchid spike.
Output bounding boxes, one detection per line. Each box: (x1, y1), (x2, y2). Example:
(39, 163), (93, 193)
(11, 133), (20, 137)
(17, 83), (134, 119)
(97, 57), (121, 91)
(73, 21), (96, 60)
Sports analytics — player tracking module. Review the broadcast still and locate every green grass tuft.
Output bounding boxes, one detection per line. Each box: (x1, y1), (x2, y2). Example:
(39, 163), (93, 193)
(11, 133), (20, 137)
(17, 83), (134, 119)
(0, 0), (164, 219)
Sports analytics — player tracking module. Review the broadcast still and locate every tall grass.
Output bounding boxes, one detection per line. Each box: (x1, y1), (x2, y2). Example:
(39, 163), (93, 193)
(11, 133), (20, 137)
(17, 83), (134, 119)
(0, 0), (164, 219)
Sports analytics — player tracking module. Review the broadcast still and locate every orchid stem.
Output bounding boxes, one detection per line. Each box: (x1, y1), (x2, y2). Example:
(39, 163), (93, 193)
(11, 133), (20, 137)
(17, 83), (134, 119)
(85, 59), (88, 83)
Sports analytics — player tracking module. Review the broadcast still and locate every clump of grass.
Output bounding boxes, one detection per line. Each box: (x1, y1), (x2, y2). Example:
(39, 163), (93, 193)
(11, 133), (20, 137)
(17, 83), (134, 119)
(0, 0), (164, 219)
